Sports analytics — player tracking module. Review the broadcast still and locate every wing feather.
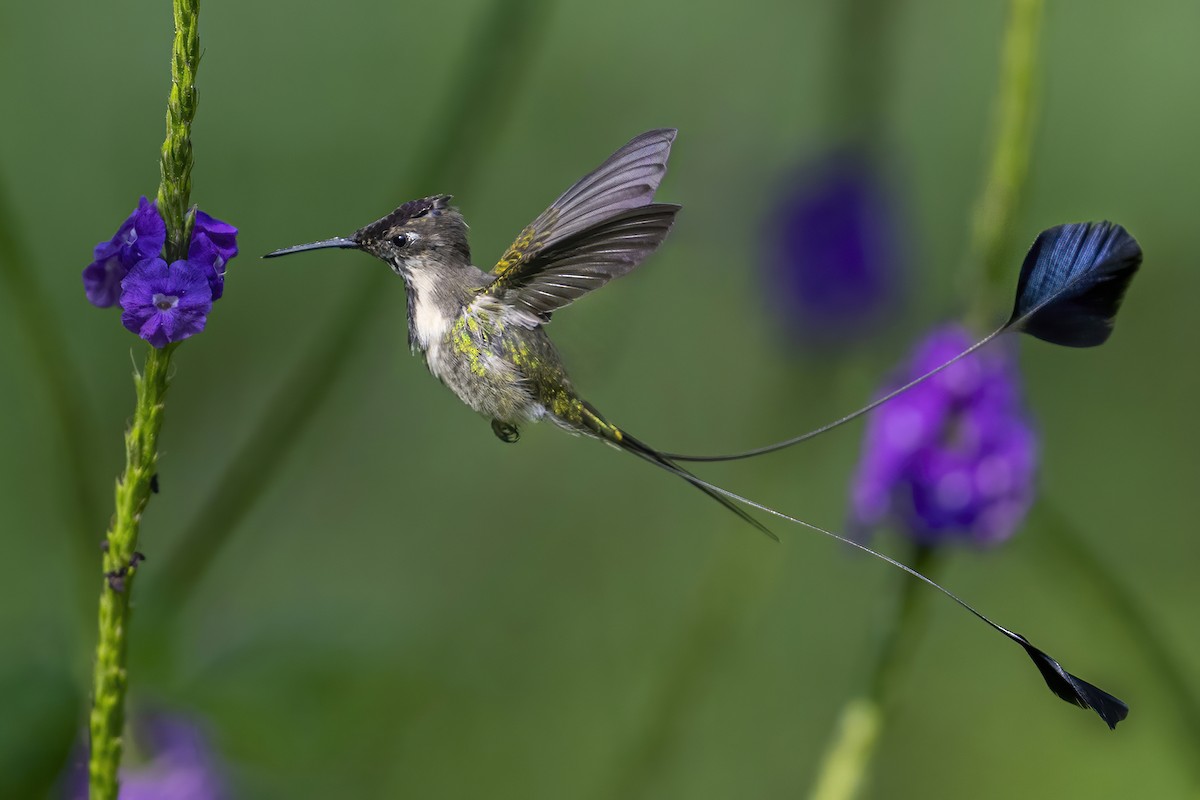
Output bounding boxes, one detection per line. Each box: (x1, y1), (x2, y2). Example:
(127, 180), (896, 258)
(488, 203), (680, 321)
(491, 129), (677, 279)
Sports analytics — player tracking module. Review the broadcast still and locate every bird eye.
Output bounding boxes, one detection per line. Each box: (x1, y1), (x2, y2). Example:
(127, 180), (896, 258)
(391, 233), (410, 248)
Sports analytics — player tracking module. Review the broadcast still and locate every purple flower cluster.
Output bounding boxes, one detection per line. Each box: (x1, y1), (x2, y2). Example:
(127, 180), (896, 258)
(764, 149), (905, 348)
(849, 325), (1038, 547)
(82, 197), (238, 347)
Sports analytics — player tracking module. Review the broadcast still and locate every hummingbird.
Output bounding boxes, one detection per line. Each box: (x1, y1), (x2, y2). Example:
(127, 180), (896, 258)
(266, 129), (774, 538)
(267, 129), (1141, 729)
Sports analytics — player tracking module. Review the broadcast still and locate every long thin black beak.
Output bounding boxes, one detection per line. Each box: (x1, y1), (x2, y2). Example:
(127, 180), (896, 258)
(262, 237), (359, 259)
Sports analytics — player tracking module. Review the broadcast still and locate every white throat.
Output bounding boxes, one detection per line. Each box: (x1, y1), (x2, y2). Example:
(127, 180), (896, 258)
(406, 269), (452, 351)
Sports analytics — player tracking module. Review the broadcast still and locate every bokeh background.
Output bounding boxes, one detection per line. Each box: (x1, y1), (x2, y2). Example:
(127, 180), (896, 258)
(1, 0), (1198, 797)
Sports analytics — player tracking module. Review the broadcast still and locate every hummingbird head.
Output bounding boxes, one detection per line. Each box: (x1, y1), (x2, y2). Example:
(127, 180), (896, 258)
(354, 195), (470, 276)
(263, 194), (471, 276)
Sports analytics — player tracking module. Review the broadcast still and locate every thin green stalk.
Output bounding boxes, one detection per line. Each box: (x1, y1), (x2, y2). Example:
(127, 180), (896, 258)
(866, 548), (937, 704)
(156, 0), (200, 263)
(1034, 501), (1200, 782)
(605, 541), (775, 798)
(0, 180), (102, 615)
(966, 0), (1043, 326)
(88, 0), (199, 796)
(809, 547), (936, 800)
(830, 0), (897, 142)
(150, 0), (552, 616)
(87, 343), (177, 798)
(808, 699), (881, 800)
(813, 5), (1044, 796)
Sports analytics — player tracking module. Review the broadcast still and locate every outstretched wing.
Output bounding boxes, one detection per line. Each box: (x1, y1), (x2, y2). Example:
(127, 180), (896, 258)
(488, 203), (680, 322)
(486, 128), (678, 321)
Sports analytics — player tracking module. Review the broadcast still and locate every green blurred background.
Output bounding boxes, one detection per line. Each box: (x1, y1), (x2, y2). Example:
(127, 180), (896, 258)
(1, 0), (1197, 797)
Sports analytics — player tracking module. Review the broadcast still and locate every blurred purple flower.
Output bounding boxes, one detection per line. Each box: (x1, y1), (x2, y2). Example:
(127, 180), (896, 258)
(187, 210), (238, 301)
(62, 711), (228, 800)
(850, 324), (1037, 546)
(120, 258), (213, 348)
(764, 149), (905, 347)
(82, 197), (167, 307)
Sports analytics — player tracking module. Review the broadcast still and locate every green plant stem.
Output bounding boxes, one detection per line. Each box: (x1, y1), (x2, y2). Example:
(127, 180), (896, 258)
(1034, 501), (1200, 782)
(808, 698), (882, 800)
(87, 343), (177, 799)
(815, 6), (1042, 797)
(0, 180), (101, 613)
(868, 548), (937, 703)
(966, 0), (1042, 327)
(605, 541), (775, 798)
(150, 0), (552, 616)
(808, 546), (936, 800)
(88, 0), (199, 795)
(156, 0), (200, 262)
(830, 0), (897, 142)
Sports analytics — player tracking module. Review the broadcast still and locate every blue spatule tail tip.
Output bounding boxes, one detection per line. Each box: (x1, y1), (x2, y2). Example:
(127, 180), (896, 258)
(1007, 221), (1142, 347)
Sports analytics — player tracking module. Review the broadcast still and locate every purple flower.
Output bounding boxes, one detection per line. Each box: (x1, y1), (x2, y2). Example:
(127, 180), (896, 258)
(61, 710), (229, 800)
(187, 210), (238, 301)
(84, 201), (238, 312)
(82, 200), (237, 347)
(764, 148), (906, 348)
(82, 197), (167, 307)
(82, 240), (130, 309)
(120, 258), (213, 348)
(849, 324), (1038, 547)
